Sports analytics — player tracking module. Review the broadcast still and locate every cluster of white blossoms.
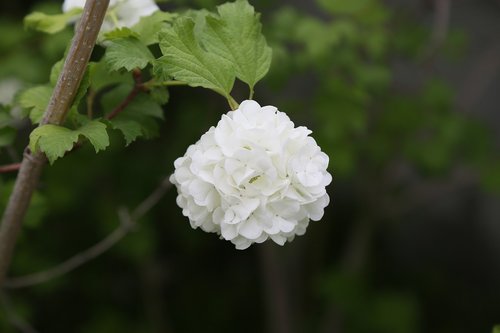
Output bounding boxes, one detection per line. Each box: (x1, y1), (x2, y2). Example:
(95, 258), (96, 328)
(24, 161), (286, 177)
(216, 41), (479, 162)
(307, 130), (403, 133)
(170, 100), (332, 250)
(62, 0), (159, 32)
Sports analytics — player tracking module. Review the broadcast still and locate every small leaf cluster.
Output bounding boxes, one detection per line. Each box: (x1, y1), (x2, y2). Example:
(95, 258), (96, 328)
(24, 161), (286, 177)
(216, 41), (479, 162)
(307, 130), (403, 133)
(154, 0), (272, 101)
(14, 0), (272, 165)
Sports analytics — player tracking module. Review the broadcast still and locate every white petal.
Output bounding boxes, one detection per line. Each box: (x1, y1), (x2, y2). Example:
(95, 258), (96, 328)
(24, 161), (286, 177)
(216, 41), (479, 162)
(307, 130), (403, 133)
(238, 217), (263, 240)
(170, 99), (332, 249)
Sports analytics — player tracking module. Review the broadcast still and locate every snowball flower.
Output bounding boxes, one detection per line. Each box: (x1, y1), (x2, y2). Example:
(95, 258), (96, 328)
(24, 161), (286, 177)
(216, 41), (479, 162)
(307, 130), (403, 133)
(170, 100), (332, 250)
(62, 0), (159, 32)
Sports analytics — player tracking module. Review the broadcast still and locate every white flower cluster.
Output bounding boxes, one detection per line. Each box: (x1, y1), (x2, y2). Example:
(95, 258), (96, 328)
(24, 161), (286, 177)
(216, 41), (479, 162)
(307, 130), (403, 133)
(62, 0), (159, 32)
(170, 100), (332, 250)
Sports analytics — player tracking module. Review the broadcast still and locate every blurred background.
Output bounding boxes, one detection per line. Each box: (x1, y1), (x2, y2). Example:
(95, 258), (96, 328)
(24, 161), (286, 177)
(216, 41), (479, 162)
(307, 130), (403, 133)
(1, 0), (500, 332)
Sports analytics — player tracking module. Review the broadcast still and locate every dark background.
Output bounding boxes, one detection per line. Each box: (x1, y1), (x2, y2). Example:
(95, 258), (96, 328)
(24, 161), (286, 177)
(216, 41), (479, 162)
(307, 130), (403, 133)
(1, 0), (500, 332)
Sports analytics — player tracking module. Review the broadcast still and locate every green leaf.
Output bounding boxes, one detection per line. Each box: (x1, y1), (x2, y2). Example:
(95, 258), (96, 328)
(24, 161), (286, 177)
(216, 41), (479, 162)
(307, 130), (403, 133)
(105, 37), (155, 72)
(109, 119), (143, 146)
(103, 27), (140, 41)
(29, 120), (109, 164)
(126, 93), (164, 120)
(29, 125), (79, 163)
(72, 65), (92, 112)
(18, 85), (53, 124)
(157, 17), (235, 97)
(24, 8), (81, 34)
(101, 84), (164, 144)
(50, 59), (64, 85)
(0, 127), (16, 147)
(493, 325), (500, 333)
(77, 120), (110, 153)
(149, 86), (169, 105)
(132, 11), (177, 45)
(203, 0), (272, 92)
(89, 60), (133, 92)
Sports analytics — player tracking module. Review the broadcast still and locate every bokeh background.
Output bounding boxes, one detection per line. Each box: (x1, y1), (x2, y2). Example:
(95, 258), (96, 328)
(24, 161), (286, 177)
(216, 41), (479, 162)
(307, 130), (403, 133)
(1, 0), (500, 332)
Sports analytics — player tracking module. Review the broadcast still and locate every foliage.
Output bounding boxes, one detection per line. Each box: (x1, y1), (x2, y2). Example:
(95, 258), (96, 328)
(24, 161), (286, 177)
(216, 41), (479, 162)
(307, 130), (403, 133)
(6, 0), (272, 165)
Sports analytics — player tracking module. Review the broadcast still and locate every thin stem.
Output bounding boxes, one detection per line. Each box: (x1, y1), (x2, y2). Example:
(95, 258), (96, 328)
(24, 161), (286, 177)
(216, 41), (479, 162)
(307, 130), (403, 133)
(0, 163), (21, 173)
(4, 214), (134, 289)
(4, 175), (172, 289)
(86, 88), (96, 119)
(106, 68), (144, 120)
(0, 0), (110, 288)
(227, 95), (239, 110)
(142, 79), (189, 89)
(0, 291), (39, 333)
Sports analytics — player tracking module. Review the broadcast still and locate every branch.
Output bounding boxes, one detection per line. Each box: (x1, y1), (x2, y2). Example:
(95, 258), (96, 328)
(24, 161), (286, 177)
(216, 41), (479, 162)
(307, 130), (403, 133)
(4, 176), (172, 289)
(0, 291), (39, 333)
(106, 68), (145, 120)
(0, 163), (21, 173)
(0, 0), (110, 288)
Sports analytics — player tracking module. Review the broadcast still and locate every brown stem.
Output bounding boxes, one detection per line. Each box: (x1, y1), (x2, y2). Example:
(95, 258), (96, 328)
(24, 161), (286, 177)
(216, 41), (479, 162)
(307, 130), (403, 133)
(106, 68), (144, 120)
(0, 291), (39, 333)
(4, 176), (172, 289)
(0, 0), (110, 288)
(0, 163), (21, 173)
(4, 210), (135, 289)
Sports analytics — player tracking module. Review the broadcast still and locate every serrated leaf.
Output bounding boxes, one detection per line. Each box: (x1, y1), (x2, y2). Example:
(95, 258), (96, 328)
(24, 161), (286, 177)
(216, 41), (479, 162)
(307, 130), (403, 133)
(109, 119), (143, 146)
(24, 8), (81, 34)
(89, 60), (133, 91)
(151, 59), (172, 82)
(50, 59), (64, 85)
(77, 120), (109, 153)
(157, 17), (235, 97)
(105, 37), (155, 71)
(150, 86), (169, 105)
(203, 0), (272, 92)
(103, 27), (140, 41)
(129, 94), (165, 119)
(72, 65), (91, 111)
(132, 11), (177, 45)
(102, 84), (163, 143)
(29, 125), (79, 163)
(29, 120), (109, 164)
(18, 85), (53, 124)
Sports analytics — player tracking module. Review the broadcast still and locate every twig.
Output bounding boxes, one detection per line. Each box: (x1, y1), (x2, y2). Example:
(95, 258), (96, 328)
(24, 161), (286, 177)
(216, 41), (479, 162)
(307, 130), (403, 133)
(4, 176), (172, 289)
(0, 0), (110, 288)
(132, 177), (172, 220)
(0, 291), (39, 333)
(0, 163), (21, 173)
(421, 0), (451, 62)
(106, 68), (144, 120)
